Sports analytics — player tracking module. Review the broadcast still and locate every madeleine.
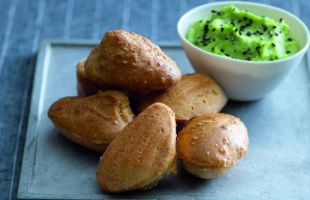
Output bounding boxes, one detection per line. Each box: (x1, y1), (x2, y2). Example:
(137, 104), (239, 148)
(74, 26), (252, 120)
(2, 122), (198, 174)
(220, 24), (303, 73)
(97, 103), (177, 192)
(140, 73), (227, 124)
(48, 90), (134, 152)
(85, 30), (181, 93)
(177, 113), (248, 179)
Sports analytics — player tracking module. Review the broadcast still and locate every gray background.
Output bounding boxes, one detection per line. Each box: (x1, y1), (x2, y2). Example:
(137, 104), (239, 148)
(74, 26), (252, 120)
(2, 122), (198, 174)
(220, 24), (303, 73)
(17, 41), (310, 200)
(0, 0), (309, 199)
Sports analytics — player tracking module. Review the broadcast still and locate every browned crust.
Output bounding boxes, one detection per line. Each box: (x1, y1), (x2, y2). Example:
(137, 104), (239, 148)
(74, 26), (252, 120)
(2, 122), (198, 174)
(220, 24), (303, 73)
(84, 30), (181, 92)
(96, 103), (177, 193)
(76, 58), (102, 96)
(48, 90), (135, 152)
(183, 163), (233, 179)
(139, 73), (227, 124)
(177, 113), (248, 177)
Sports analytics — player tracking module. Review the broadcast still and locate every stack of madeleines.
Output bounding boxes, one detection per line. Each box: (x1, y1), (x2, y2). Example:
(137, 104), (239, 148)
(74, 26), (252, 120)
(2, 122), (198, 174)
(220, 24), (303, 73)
(48, 30), (249, 193)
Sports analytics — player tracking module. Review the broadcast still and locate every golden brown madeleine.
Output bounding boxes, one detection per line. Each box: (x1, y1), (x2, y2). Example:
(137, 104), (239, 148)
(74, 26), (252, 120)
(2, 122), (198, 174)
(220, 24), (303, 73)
(177, 113), (249, 179)
(139, 73), (227, 124)
(96, 103), (177, 193)
(76, 58), (102, 96)
(85, 30), (181, 93)
(48, 90), (134, 152)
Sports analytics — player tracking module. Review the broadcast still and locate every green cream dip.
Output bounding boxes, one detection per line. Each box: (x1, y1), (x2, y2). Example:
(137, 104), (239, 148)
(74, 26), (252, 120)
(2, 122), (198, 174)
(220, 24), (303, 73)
(186, 5), (300, 61)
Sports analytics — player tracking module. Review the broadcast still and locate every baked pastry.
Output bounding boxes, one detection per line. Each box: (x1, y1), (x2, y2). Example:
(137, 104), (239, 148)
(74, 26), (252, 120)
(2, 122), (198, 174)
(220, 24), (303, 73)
(76, 58), (102, 96)
(177, 113), (248, 179)
(97, 103), (177, 193)
(48, 90), (135, 152)
(139, 73), (227, 124)
(84, 30), (181, 93)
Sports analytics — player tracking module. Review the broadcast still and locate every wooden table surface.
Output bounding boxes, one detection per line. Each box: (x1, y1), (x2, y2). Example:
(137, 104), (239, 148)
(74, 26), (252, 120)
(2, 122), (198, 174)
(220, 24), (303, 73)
(0, 0), (309, 199)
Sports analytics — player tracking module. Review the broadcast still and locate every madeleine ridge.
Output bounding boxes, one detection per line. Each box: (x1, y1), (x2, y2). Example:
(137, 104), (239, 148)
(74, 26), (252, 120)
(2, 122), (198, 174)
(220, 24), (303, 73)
(96, 103), (177, 193)
(177, 113), (249, 179)
(48, 90), (135, 152)
(85, 30), (181, 93)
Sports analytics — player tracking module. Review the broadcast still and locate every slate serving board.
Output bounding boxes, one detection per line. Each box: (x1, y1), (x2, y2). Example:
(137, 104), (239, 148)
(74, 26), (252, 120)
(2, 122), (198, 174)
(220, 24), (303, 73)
(18, 40), (310, 199)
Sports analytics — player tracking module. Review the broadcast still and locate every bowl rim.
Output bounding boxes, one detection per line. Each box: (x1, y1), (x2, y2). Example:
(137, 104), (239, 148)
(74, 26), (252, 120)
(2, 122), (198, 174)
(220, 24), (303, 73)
(177, 1), (310, 65)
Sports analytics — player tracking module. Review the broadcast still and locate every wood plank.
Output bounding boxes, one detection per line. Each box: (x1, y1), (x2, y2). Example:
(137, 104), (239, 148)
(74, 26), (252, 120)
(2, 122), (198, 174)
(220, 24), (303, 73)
(128, 0), (152, 39)
(157, 0), (181, 42)
(96, 0), (125, 39)
(40, 0), (68, 39)
(70, 0), (96, 39)
(0, 0), (11, 56)
(0, 0), (40, 199)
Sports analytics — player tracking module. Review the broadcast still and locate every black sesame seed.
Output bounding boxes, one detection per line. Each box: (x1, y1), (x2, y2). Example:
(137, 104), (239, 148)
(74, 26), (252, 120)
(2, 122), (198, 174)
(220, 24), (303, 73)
(235, 28), (238, 33)
(246, 57), (251, 61)
(203, 25), (209, 39)
(204, 24), (209, 32)
(221, 27), (224, 32)
(242, 51), (248, 55)
(211, 47), (215, 52)
(286, 50), (291, 54)
(231, 21), (235, 26)
(246, 31), (252, 36)
(211, 10), (217, 13)
(239, 31), (242, 35)
(288, 38), (292, 41)
(271, 43), (276, 47)
(212, 28), (216, 32)
(220, 49), (224, 52)
(217, 12), (222, 16)
(262, 25), (267, 32)
(238, 19), (242, 23)
(279, 18), (283, 22)
(225, 53), (230, 57)
(275, 33), (279, 36)
(272, 25), (277, 29)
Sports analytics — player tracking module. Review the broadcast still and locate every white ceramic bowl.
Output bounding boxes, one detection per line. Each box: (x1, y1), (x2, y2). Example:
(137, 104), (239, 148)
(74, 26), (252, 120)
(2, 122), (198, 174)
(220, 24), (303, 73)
(178, 1), (309, 101)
